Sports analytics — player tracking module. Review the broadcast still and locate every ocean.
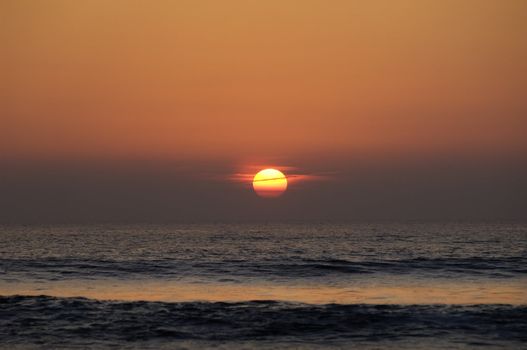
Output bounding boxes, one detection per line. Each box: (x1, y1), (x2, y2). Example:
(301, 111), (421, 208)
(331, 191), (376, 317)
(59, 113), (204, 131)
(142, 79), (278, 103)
(1, 223), (526, 349)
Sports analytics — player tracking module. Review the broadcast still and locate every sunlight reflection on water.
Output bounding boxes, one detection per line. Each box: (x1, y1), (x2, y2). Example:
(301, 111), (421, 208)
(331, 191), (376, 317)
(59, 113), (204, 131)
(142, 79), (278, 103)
(2, 278), (526, 304)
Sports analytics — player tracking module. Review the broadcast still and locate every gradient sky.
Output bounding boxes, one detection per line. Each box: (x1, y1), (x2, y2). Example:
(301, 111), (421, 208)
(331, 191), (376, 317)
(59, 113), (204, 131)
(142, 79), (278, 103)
(1, 1), (526, 222)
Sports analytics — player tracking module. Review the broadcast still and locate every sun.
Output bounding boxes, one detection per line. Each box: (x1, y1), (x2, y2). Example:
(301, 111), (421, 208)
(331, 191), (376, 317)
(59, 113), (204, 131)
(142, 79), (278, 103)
(252, 168), (288, 198)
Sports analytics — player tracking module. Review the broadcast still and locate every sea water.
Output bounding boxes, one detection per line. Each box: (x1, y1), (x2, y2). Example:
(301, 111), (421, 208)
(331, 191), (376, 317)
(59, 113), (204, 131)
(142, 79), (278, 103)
(1, 223), (526, 349)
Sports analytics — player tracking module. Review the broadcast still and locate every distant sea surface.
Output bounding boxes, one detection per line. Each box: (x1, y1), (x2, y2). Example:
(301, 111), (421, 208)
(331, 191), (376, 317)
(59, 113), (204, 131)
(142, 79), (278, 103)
(1, 223), (526, 349)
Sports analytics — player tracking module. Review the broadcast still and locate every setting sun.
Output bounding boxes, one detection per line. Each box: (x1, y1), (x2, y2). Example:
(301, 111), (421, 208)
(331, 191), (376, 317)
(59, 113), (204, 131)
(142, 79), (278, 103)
(252, 169), (288, 198)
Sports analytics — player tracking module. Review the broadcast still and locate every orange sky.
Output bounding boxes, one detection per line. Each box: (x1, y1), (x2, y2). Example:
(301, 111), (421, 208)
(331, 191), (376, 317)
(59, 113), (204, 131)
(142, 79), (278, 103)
(2, 0), (527, 161)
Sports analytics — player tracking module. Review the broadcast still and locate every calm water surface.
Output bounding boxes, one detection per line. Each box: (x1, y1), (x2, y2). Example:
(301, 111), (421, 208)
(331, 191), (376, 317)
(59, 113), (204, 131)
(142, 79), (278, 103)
(1, 223), (526, 349)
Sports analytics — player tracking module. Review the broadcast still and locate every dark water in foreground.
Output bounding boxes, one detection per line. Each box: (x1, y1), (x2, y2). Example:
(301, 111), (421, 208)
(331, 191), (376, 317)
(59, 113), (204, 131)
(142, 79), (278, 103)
(1, 223), (526, 349)
(2, 296), (526, 349)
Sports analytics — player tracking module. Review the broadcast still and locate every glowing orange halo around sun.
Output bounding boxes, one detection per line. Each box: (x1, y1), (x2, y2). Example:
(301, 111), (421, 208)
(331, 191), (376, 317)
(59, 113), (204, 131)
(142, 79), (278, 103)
(252, 169), (288, 198)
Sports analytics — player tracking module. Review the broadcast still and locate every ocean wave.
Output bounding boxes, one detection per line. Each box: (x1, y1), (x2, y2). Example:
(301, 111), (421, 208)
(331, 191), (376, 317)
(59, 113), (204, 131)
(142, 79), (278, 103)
(1, 256), (525, 281)
(1, 296), (525, 349)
